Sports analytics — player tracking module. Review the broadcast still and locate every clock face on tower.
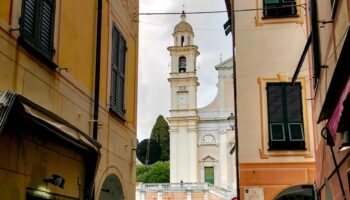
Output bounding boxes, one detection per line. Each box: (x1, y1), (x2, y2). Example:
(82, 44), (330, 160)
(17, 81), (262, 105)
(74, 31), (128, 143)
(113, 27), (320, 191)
(177, 93), (188, 106)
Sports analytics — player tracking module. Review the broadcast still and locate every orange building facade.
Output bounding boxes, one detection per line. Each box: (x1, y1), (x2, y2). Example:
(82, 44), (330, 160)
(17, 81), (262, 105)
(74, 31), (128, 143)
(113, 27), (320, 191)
(0, 0), (139, 199)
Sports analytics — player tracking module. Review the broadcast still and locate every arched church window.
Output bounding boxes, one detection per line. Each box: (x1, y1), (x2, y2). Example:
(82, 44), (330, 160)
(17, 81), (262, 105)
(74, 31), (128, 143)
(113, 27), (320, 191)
(179, 56), (186, 73)
(188, 36), (190, 45)
(181, 36), (184, 46)
(201, 134), (216, 144)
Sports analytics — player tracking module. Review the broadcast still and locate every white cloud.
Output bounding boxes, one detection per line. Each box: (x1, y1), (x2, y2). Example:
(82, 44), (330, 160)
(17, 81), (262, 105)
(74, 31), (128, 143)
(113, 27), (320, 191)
(137, 0), (232, 140)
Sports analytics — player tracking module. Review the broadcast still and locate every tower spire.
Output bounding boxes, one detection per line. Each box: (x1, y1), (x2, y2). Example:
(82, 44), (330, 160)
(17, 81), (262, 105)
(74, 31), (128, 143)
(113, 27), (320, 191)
(181, 10), (186, 22)
(181, 1), (186, 22)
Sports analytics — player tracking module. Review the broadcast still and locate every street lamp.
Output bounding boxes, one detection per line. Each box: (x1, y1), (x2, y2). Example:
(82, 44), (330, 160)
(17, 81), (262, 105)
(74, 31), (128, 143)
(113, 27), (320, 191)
(228, 112), (239, 199)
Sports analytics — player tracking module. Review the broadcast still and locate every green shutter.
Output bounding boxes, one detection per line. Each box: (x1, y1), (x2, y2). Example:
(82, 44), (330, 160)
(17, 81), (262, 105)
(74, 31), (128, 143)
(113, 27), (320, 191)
(265, 0), (279, 4)
(267, 83), (305, 150)
(20, 0), (55, 60)
(21, 0), (38, 44)
(286, 84), (304, 141)
(38, 0), (55, 58)
(110, 26), (119, 112)
(116, 34), (126, 118)
(110, 26), (126, 118)
(267, 84), (286, 141)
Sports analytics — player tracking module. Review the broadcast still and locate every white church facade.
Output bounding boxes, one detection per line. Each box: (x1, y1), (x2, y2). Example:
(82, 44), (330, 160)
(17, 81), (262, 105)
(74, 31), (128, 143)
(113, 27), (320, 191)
(136, 12), (236, 200)
(167, 12), (236, 192)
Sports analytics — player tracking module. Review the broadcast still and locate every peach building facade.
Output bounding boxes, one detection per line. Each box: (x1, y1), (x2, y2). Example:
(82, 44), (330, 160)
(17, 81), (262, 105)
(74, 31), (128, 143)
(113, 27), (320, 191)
(225, 0), (317, 199)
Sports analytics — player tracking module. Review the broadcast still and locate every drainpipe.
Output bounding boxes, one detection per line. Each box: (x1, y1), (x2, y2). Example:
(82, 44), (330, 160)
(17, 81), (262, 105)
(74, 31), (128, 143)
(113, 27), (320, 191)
(230, 1), (240, 199)
(93, 0), (102, 140)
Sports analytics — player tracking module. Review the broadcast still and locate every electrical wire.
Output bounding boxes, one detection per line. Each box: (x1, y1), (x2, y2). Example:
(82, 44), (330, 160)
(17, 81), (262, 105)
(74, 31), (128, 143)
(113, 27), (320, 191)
(136, 4), (306, 16)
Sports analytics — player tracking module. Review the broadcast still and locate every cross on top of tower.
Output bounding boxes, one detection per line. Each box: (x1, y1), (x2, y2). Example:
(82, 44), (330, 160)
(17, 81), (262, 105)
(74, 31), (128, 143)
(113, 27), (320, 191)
(181, 1), (186, 22)
(181, 10), (186, 22)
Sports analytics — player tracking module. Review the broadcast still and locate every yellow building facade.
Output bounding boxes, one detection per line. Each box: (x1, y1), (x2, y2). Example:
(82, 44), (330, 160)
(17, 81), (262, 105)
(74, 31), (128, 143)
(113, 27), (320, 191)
(225, 0), (316, 199)
(0, 0), (138, 199)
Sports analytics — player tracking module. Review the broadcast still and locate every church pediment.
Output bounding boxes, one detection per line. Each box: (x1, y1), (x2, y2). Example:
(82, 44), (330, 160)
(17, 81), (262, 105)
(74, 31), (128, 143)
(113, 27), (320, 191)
(202, 156), (216, 162)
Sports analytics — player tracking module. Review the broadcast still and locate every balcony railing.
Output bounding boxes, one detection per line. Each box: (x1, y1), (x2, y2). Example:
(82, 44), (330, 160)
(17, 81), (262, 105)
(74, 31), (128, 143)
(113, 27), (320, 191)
(138, 182), (231, 199)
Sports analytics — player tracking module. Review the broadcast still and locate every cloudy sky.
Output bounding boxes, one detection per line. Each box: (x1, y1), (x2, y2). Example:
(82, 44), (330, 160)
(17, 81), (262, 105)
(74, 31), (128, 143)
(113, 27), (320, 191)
(137, 0), (233, 140)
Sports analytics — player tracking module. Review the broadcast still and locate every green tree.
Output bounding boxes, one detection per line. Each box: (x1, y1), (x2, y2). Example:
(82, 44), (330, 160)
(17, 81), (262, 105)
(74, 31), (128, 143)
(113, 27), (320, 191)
(136, 161), (170, 183)
(150, 115), (169, 161)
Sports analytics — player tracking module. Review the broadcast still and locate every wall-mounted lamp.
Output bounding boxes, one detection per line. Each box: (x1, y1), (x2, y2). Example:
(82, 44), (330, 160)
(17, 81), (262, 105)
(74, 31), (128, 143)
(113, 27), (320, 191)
(339, 130), (350, 152)
(44, 174), (65, 189)
(227, 113), (235, 130)
(230, 143), (236, 155)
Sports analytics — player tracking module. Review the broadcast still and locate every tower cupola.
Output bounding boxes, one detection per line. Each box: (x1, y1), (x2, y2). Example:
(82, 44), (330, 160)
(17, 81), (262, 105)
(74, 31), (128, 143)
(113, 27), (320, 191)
(173, 11), (194, 47)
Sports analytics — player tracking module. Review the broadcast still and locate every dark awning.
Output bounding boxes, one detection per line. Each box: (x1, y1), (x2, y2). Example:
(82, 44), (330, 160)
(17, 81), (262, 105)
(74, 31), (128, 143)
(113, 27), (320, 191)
(0, 90), (101, 151)
(318, 27), (350, 123)
(0, 90), (101, 199)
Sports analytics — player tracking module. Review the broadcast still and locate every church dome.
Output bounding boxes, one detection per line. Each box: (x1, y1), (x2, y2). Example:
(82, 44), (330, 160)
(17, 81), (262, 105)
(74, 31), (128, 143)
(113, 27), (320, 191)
(174, 22), (193, 33)
(174, 11), (193, 34)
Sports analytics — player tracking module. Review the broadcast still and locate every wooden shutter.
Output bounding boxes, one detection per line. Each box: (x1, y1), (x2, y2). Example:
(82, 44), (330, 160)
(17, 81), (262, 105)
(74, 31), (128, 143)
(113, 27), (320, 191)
(267, 83), (305, 150)
(110, 26), (126, 118)
(20, 0), (55, 60)
(38, 0), (55, 58)
(286, 84), (304, 141)
(267, 84), (286, 141)
(110, 27), (119, 112)
(116, 36), (126, 117)
(21, 0), (37, 44)
(265, 0), (279, 4)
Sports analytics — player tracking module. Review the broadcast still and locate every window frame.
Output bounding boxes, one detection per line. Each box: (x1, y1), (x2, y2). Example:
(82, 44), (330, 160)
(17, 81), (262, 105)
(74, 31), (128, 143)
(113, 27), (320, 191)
(255, 0), (303, 25)
(109, 23), (127, 120)
(19, 0), (57, 68)
(200, 134), (217, 145)
(258, 76), (313, 158)
(262, 0), (298, 18)
(266, 82), (306, 150)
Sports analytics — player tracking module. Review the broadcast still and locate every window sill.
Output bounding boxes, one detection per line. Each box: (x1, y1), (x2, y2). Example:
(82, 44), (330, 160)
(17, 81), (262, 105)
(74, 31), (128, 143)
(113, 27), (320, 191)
(268, 147), (307, 151)
(256, 14), (303, 26)
(109, 107), (126, 123)
(262, 15), (299, 19)
(18, 37), (58, 70)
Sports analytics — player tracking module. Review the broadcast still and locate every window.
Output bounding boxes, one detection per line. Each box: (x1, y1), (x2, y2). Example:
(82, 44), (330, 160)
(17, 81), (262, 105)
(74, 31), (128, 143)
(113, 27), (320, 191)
(267, 82), (305, 150)
(110, 25), (127, 119)
(179, 56), (186, 73)
(179, 86), (187, 91)
(204, 167), (214, 184)
(263, 0), (297, 18)
(20, 0), (56, 61)
(201, 135), (216, 144)
(181, 36), (184, 46)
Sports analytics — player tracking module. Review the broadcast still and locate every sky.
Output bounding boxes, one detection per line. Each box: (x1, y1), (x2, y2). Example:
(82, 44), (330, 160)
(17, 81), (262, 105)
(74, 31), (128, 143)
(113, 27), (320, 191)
(137, 0), (233, 140)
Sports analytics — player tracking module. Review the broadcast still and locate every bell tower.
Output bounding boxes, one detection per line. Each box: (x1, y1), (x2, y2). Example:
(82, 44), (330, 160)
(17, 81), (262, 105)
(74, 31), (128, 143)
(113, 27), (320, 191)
(167, 11), (200, 183)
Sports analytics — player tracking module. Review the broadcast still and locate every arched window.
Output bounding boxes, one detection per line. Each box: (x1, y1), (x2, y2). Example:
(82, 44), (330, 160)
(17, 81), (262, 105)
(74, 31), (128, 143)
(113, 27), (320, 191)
(201, 134), (216, 144)
(179, 56), (186, 73)
(188, 36), (190, 45)
(181, 36), (184, 46)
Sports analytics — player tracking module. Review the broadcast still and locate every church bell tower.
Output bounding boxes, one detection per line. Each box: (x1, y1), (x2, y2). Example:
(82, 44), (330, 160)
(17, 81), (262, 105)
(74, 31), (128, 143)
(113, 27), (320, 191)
(167, 11), (200, 183)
